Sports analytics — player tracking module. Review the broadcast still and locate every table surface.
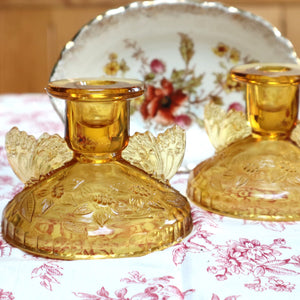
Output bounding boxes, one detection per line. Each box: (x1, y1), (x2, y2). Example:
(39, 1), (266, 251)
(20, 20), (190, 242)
(1, 94), (300, 300)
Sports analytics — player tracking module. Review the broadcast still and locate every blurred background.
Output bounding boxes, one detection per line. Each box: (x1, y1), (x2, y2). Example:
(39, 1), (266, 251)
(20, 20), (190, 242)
(0, 0), (299, 94)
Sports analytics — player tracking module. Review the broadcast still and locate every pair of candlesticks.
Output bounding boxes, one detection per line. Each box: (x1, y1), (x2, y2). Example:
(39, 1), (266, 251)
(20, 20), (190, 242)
(3, 63), (300, 260)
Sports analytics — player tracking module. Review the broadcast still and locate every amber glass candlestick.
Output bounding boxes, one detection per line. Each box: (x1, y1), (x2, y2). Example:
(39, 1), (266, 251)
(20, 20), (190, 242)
(2, 78), (192, 259)
(187, 63), (300, 221)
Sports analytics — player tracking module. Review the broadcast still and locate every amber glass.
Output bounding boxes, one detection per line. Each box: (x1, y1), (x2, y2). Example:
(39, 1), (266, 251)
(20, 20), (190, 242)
(233, 64), (299, 139)
(2, 78), (192, 259)
(187, 63), (300, 221)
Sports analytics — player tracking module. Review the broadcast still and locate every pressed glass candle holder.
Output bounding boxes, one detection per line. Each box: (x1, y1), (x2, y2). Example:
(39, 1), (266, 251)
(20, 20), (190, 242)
(187, 63), (300, 221)
(2, 78), (192, 259)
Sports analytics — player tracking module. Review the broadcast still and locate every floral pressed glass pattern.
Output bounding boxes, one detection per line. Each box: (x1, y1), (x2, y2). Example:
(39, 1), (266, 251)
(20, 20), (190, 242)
(2, 78), (192, 259)
(187, 63), (300, 221)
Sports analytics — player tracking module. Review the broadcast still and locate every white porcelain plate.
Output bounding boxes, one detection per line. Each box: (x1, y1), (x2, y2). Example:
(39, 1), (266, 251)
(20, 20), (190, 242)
(50, 0), (298, 171)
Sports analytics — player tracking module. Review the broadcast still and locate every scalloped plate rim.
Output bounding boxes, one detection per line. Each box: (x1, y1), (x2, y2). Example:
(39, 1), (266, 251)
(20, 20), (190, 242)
(49, 0), (299, 171)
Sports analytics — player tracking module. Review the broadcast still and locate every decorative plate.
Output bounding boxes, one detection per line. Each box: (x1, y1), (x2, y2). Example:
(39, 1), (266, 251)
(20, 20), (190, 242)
(50, 0), (298, 171)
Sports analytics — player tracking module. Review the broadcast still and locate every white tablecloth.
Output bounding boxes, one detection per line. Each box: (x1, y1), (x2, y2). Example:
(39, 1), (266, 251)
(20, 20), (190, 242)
(1, 94), (300, 299)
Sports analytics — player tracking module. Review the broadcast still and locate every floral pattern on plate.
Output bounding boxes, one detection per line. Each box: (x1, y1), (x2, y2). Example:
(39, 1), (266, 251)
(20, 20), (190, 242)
(49, 0), (298, 170)
(102, 37), (253, 129)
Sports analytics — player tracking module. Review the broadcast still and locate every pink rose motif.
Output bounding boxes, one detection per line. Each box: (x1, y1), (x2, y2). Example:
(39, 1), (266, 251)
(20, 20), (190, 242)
(174, 114), (192, 129)
(235, 239), (275, 262)
(150, 59), (166, 74)
(227, 102), (244, 112)
(216, 246), (254, 275)
(207, 236), (300, 292)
